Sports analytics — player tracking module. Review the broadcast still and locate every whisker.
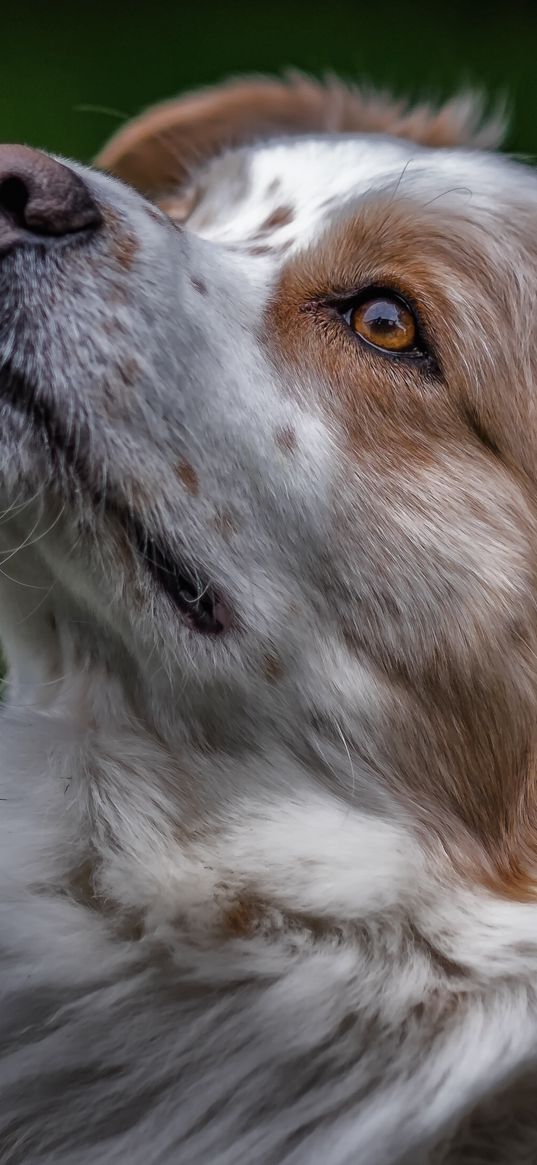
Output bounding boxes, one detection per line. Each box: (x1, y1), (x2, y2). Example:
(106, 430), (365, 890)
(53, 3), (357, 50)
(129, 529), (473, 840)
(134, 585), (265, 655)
(74, 104), (132, 124)
(15, 578), (58, 627)
(423, 185), (472, 208)
(335, 720), (356, 809)
(0, 570), (49, 590)
(388, 158), (413, 204)
(0, 483), (42, 524)
(0, 503), (65, 568)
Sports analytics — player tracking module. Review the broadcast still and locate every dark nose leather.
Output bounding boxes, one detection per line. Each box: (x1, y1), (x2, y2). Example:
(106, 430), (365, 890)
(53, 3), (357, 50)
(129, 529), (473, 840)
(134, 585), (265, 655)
(0, 144), (102, 250)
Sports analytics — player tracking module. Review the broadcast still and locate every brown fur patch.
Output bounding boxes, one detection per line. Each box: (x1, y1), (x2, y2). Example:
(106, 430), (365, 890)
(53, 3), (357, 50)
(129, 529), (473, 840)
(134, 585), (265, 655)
(111, 231), (138, 272)
(212, 507), (237, 541)
(190, 276), (208, 296)
(259, 205), (294, 232)
(267, 192), (537, 901)
(223, 894), (265, 938)
(175, 460), (199, 496)
(275, 424), (297, 453)
(117, 357), (141, 388)
(268, 193), (537, 467)
(96, 75), (504, 197)
(263, 653), (284, 683)
(222, 893), (351, 943)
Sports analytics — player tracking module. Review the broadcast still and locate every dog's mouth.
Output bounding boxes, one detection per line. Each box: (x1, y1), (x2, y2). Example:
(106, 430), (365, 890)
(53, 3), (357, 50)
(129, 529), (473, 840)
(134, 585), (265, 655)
(131, 523), (231, 636)
(0, 362), (232, 637)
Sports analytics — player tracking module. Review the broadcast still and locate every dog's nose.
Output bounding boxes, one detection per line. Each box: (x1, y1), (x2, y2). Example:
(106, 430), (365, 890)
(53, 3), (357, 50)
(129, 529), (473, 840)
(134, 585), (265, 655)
(0, 145), (102, 250)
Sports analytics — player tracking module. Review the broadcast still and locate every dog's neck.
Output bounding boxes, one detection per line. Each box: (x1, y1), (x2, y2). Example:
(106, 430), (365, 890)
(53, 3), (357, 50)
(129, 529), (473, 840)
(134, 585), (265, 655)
(2, 582), (537, 972)
(4, 570), (537, 1160)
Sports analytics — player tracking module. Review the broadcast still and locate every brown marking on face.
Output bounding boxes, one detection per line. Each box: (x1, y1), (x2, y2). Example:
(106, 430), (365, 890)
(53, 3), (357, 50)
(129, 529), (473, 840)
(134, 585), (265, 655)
(190, 276), (208, 296)
(263, 653), (284, 683)
(267, 191), (537, 900)
(268, 192), (537, 470)
(275, 424), (297, 453)
(117, 357), (141, 388)
(175, 460), (199, 496)
(103, 317), (119, 337)
(269, 205), (453, 463)
(111, 231), (138, 272)
(96, 76), (503, 199)
(212, 507), (237, 541)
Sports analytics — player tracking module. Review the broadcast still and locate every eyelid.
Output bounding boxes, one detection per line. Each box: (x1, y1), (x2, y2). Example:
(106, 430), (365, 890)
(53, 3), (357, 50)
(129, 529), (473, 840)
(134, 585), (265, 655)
(334, 287), (414, 322)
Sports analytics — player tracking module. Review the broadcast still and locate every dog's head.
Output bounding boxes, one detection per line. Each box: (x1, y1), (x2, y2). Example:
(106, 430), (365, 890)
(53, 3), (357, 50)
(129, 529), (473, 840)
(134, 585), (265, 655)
(2, 76), (537, 919)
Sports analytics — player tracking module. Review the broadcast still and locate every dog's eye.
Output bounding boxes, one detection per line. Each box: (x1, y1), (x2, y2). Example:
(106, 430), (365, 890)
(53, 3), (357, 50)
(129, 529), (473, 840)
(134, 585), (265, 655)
(343, 293), (419, 354)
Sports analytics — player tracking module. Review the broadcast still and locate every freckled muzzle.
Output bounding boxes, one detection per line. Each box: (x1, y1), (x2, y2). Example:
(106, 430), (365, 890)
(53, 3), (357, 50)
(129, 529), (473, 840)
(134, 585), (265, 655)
(0, 147), (233, 637)
(0, 359), (233, 638)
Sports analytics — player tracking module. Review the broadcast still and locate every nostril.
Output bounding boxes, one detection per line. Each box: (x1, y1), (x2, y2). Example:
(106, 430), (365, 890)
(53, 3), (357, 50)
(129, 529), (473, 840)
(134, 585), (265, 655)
(0, 176), (30, 226)
(0, 145), (102, 245)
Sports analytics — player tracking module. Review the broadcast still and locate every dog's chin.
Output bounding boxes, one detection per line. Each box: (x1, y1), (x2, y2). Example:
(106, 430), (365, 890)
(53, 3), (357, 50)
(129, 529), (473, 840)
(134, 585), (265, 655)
(0, 378), (234, 642)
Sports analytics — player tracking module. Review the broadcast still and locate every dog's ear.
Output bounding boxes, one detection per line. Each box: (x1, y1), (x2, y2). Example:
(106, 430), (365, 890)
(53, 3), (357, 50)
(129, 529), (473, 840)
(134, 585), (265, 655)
(96, 74), (505, 198)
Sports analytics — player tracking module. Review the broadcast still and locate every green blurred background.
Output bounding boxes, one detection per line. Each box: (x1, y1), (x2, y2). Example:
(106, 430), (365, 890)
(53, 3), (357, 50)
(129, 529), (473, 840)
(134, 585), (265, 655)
(2, 0), (537, 162)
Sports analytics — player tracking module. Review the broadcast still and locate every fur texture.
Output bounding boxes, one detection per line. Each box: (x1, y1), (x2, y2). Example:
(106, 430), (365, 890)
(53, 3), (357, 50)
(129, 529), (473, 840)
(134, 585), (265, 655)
(0, 75), (537, 1163)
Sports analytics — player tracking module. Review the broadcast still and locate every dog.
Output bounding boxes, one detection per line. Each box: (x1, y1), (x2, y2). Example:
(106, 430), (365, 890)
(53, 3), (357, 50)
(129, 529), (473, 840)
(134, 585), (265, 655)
(1, 72), (537, 1164)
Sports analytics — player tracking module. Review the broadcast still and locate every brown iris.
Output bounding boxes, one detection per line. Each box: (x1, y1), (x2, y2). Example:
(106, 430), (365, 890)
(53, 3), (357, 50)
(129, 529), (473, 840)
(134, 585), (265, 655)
(348, 294), (417, 353)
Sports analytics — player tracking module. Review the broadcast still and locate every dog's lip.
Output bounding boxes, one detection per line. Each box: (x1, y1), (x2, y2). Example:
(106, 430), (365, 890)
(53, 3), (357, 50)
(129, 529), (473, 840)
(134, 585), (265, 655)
(0, 361), (233, 637)
(131, 520), (233, 636)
